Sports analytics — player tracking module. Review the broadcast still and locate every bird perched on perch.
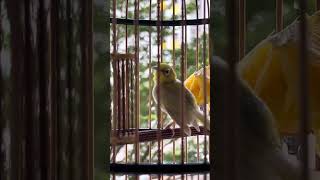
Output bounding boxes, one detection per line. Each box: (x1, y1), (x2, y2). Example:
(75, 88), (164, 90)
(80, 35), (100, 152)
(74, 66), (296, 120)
(238, 10), (320, 156)
(152, 63), (210, 136)
(211, 57), (303, 180)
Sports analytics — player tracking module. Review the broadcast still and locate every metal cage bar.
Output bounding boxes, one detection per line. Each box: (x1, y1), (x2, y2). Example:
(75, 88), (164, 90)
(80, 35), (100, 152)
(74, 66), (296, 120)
(238, 0), (246, 58)
(156, 0), (162, 165)
(298, 0), (310, 179)
(180, 0), (186, 165)
(134, 0), (141, 164)
(172, 0), (177, 169)
(148, 0), (153, 166)
(0, 0), (3, 177)
(225, 0), (241, 180)
(276, 0), (284, 32)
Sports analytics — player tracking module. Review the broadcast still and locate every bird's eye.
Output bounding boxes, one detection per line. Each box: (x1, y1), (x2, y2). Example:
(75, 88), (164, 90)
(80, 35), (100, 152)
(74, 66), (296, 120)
(164, 70), (170, 75)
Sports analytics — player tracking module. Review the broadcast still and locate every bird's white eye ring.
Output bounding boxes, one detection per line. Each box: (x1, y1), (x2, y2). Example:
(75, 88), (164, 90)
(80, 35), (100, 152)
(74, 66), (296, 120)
(164, 69), (170, 75)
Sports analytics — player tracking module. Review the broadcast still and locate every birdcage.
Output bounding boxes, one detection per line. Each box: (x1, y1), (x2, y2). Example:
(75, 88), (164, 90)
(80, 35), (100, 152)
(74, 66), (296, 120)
(110, 0), (210, 179)
(109, 0), (320, 179)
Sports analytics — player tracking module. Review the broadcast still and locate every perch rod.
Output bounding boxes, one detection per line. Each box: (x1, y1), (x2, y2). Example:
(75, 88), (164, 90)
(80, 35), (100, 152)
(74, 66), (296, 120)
(110, 18), (209, 26)
(111, 127), (209, 145)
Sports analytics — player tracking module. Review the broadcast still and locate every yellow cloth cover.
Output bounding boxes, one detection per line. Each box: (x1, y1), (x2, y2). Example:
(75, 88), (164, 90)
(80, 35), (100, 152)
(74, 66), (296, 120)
(238, 11), (320, 154)
(184, 66), (210, 111)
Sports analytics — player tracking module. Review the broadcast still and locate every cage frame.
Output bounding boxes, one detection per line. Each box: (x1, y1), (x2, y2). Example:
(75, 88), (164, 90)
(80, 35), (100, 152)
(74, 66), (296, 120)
(108, 0), (320, 178)
(110, 0), (211, 175)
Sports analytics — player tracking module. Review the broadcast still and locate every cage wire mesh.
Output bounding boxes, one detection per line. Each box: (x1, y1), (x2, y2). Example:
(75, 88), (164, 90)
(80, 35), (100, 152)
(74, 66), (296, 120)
(110, 0), (210, 178)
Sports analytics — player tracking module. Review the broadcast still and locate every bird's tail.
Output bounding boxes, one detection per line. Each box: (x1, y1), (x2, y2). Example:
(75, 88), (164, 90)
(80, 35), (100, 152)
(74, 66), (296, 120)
(194, 108), (210, 131)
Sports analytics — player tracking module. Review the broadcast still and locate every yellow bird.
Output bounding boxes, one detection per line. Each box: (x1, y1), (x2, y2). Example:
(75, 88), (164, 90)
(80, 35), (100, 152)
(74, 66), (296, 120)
(152, 63), (210, 136)
(238, 11), (320, 156)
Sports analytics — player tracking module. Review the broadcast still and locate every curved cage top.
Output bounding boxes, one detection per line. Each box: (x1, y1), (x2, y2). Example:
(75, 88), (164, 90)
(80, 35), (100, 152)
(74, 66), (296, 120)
(111, 0), (210, 26)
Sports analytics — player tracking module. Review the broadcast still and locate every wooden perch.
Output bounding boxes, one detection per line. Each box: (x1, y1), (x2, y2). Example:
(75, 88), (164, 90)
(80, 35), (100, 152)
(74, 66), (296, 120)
(111, 126), (209, 145)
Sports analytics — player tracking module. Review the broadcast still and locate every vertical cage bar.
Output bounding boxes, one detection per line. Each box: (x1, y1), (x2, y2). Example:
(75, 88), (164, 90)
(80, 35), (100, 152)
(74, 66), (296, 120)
(180, 0), (186, 165)
(0, 0), (3, 176)
(317, 0), (320, 10)
(125, 1), (130, 165)
(196, 0), (199, 70)
(148, 0), (152, 165)
(183, 0), (187, 79)
(195, 0), (200, 168)
(148, 0), (152, 130)
(112, 1), (118, 168)
(128, 60), (132, 142)
(112, 0), (117, 53)
(125, 60), (129, 164)
(156, 0), (162, 165)
(276, 0), (283, 32)
(134, 0), (140, 164)
(117, 61), (121, 137)
(173, 0), (176, 68)
(202, 0), (208, 163)
(125, 0), (128, 53)
(183, 0), (188, 163)
(298, 0), (310, 180)
(125, 59), (129, 164)
(116, 60), (121, 137)
(112, 60), (117, 163)
(122, 61), (126, 132)
(130, 60), (134, 136)
(160, 0), (164, 164)
(111, 0), (117, 164)
(239, 0), (246, 58)
(125, 8), (128, 169)
(226, 0), (240, 179)
(119, 60), (123, 134)
(206, 0), (210, 20)
(172, 0), (176, 167)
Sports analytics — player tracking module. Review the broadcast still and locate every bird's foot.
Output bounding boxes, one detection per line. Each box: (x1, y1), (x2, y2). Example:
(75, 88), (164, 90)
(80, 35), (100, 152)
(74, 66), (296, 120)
(164, 122), (175, 138)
